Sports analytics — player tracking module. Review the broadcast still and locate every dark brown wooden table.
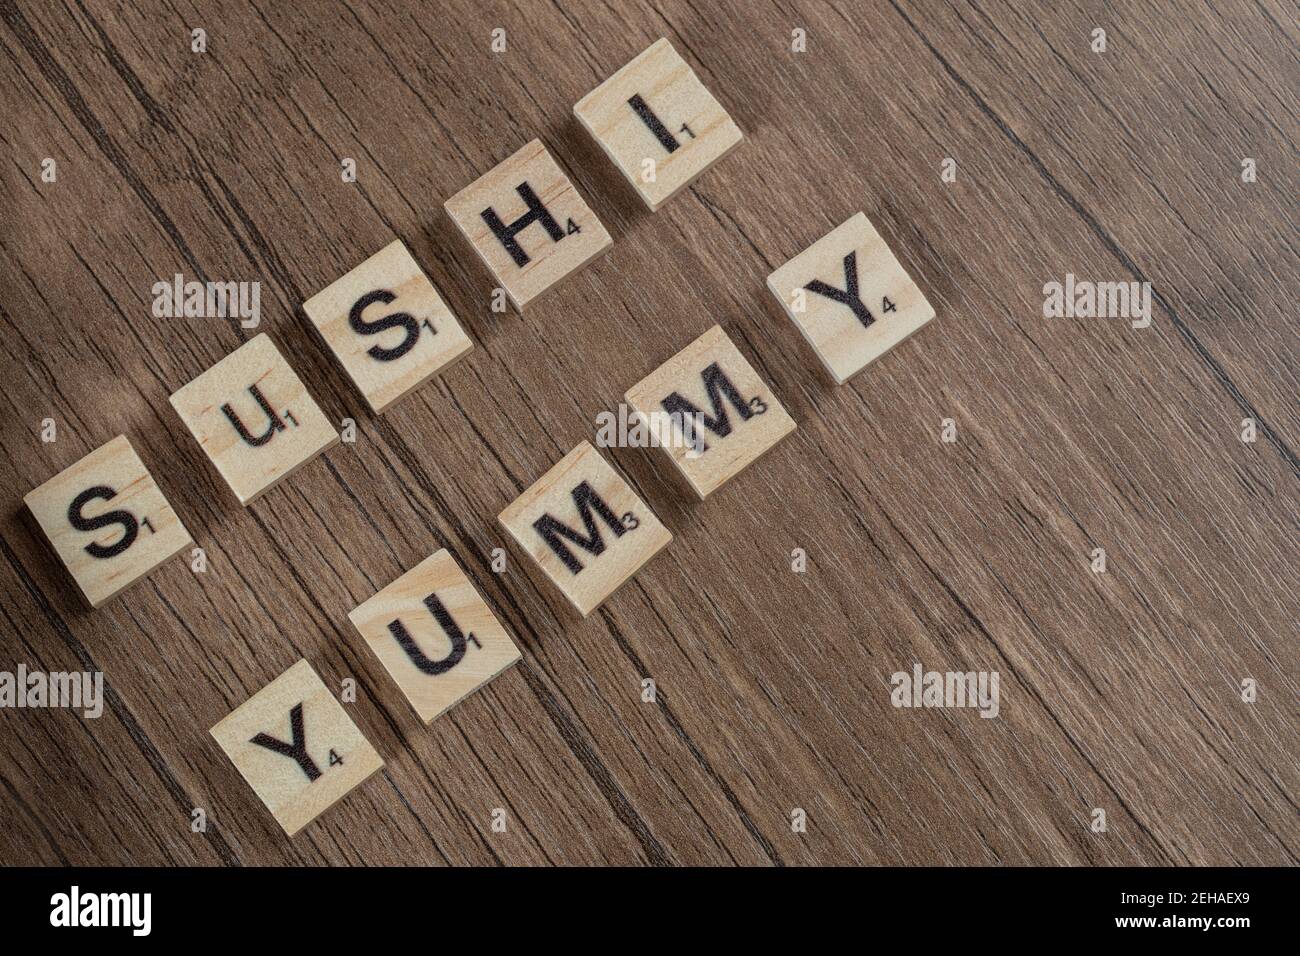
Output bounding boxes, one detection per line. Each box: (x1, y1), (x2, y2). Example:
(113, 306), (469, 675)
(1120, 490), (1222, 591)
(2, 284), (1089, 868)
(1, 0), (1295, 865)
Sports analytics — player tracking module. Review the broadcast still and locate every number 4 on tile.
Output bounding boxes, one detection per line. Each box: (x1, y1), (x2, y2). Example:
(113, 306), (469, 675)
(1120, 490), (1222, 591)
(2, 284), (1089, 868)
(767, 212), (935, 385)
(210, 659), (383, 836)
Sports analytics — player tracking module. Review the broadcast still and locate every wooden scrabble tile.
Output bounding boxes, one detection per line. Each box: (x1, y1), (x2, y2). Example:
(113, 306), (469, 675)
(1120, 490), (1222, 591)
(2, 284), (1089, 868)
(302, 240), (473, 414)
(499, 441), (671, 617)
(169, 333), (338, 505)
(574, 38), (743, 210)
(625, 325), (796, 499)
(444, 139), (612, 310)
(210, 659), (383, 837)
(24, 436), (193, 608)
(766, 212), (935, 384)
(349, 549), (521, 723)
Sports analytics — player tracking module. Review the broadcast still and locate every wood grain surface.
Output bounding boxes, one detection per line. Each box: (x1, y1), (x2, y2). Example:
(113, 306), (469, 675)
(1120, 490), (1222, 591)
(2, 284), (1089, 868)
(1, 0), (1296, 866)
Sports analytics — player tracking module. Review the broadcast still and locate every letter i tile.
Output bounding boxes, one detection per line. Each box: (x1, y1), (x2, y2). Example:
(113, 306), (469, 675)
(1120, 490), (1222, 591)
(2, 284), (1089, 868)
(348, 549), (521, 723)
(169, 333), (338, 505)
(574, 37), (743, 210)
(499, 441), (671, 617)
(210, 659), (383, 837)
(766, 212), (935, 384)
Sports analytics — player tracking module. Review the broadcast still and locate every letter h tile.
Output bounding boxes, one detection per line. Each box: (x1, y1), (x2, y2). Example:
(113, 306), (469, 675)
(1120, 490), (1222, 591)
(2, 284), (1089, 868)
(444, 140), (612, 311)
